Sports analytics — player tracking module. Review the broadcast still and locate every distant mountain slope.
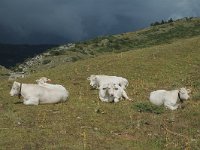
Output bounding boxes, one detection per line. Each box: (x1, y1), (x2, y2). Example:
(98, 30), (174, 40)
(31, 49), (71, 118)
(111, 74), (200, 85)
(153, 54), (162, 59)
(15, 17), (200, 73)
(80, 17), (200, 53)
(0, 44), (56, 68)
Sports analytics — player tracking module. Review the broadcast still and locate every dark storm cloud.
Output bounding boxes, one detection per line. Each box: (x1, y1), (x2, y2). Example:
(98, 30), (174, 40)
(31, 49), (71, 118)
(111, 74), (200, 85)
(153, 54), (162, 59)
(0, 0), (200, 44)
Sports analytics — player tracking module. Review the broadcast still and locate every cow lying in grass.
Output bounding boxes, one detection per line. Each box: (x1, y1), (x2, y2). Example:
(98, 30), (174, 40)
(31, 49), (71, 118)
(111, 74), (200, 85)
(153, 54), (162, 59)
(36, 77), (51, 84)
(87, 75), (131, 103)
(149, 88), (191, 110)
(87, 75), (128, 89)
(99, 82), (131, 103)
(10, 81), (69, 105)
(36, 77), (67, 92)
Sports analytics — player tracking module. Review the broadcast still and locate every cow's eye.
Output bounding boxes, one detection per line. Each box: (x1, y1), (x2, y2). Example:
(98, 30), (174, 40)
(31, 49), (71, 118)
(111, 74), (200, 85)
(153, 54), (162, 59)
(103, 88), (106, 90)
(115, 88), (118, 90)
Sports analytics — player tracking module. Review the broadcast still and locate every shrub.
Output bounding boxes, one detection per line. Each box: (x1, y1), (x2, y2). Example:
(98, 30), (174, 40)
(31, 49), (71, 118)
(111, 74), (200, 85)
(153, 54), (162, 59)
(133, 102), (164, 114)
(49, 50), (65, 56)
(42, 59), (51, 65)
(168, 18), (173, 23)
(71, 56), (81, 62)
(150, 18), (174, 26)
(89, 51), (95, 55)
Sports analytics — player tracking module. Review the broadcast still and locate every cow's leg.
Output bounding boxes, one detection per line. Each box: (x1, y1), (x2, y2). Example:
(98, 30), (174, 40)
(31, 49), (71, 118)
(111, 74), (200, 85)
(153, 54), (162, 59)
(164, 103), (179, 110)
(99, 96), (108, 102)
(114, 98), (120, 103)
(24, 98), (39, 105)
(122, 90), (132, 101)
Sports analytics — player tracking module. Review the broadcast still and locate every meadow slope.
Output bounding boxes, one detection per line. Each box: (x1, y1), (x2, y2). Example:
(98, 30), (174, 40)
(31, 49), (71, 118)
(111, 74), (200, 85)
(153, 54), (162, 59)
(0, 35), (200, 149)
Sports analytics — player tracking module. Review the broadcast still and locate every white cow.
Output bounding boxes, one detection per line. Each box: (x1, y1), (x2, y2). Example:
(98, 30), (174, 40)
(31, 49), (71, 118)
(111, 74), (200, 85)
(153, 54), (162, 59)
(149, 88), (191, 110)
(36, 77), (51, 84)
(87, 75), (128, 89)
(10, 81), (69, 105)
(99, 82), (131, 103)
(36, 77), (67, 91)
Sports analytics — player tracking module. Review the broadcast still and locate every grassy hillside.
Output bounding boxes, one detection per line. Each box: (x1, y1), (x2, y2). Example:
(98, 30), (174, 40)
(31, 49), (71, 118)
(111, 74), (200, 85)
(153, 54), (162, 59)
(0, 65), (10, 80)
(17, 17), (200, 72)
(1, 35), (200, 149)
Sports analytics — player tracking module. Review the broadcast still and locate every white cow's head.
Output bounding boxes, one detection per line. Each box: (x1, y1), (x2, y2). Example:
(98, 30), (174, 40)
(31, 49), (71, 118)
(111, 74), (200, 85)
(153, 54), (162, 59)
(10, 81), (20, 96)
(36, 77), (51, 84)
(99, 83), (122, 101)
(179, 88), (191, 101)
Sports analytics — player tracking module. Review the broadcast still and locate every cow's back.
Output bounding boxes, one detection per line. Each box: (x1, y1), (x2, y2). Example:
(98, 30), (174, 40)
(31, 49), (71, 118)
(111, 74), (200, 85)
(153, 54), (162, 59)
(149, 90), (166, 106)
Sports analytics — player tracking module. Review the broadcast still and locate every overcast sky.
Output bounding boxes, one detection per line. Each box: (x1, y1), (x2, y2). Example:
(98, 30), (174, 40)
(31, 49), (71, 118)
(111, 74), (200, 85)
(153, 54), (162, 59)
(0, 0), (200, 44)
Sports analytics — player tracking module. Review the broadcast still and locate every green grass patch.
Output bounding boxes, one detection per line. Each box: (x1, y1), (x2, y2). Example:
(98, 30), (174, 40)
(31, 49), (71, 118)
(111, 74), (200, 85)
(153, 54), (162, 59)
(133, 102), (165, 114)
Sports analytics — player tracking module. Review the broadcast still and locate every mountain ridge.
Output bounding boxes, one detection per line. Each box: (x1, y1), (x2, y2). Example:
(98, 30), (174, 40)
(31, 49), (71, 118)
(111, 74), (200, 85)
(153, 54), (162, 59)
(14, 17), (200, 73)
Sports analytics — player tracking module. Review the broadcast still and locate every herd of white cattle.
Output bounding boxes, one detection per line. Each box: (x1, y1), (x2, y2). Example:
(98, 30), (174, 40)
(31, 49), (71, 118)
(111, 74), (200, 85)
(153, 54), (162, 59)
(9, 75), (191, 110)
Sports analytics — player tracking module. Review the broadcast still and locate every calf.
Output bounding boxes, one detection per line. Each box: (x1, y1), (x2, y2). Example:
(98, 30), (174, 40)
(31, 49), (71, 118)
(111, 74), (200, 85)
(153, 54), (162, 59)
(36, 77), (67, 92)
(149, 88), (191, 110)
(36, 77), (51, 84)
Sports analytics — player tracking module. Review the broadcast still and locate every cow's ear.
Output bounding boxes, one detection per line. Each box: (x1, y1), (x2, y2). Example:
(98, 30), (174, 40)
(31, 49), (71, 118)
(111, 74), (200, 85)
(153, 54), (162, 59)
(14, 81), (18, 84)
(14, 81), (19, 86)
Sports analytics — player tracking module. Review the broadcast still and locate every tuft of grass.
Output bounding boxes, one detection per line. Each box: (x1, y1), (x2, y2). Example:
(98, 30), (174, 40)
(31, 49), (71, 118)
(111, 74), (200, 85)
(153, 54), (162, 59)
(133, 102), (165, 114)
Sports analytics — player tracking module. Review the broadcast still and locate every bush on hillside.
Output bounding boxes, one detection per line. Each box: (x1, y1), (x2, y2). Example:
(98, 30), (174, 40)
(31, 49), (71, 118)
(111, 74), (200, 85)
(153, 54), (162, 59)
(133, 102), (165, 114)
(151, 18), (174, 26)
(42, 59), (51, 65)
(49, 50), (65, 56)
